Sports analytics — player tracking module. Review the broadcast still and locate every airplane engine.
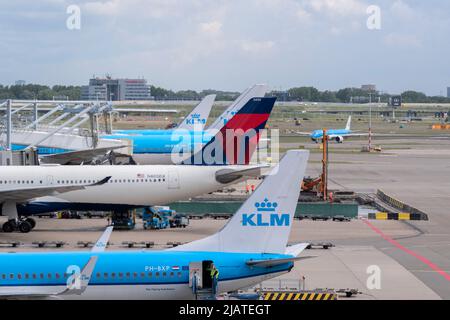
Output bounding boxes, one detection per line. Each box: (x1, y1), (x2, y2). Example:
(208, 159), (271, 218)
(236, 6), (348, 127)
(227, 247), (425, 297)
(335, 136), (344, 143)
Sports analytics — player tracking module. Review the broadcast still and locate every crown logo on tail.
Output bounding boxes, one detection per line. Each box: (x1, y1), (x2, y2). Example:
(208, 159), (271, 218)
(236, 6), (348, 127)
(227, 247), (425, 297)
(255, 198), (278, 212)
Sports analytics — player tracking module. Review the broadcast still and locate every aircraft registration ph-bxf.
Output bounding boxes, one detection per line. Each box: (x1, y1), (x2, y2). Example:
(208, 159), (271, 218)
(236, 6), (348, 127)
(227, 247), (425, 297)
(0, 150), (310, 300)
(0, 97), (276, 233)
(297, 116), (367, 143)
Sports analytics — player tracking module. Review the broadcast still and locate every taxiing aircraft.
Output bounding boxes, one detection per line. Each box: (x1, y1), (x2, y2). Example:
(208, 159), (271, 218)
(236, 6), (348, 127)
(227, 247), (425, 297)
(297, 116), (367, 143)
(0, 98), (276, 233)
(0, 150), (310, 300)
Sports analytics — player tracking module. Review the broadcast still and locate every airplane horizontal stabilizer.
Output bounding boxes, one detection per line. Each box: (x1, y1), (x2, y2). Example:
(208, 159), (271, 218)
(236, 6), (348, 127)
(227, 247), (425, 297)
(245, 255), (315, 267)
(285, 243), (309, 256)
(215, 165), (267, 184)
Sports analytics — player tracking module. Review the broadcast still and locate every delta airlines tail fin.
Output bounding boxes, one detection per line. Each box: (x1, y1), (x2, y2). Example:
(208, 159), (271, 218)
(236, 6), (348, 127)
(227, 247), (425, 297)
(172, 150), (309, 253)
(182, 97), (276, 165)
(208, 84), (269, 131)
(345, 116), (352, 131)
(177, 94), (216, 131)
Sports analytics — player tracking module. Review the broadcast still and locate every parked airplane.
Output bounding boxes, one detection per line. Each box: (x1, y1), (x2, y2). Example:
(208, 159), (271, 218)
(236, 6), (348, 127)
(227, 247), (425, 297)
(113, 84), (268, 135)
(0, 150), (310, 300)
(102, 85), (270, 164)
(114, 94), (216, 134)
(0, 98), (276, 233)
(297, 116), (367, 143)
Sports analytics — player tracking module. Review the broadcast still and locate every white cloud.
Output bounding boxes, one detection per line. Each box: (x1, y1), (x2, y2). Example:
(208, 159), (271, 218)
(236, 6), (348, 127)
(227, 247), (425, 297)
(307, 0), (367, 16)
(384, 33), (421, 47)
(0, 0), (449, 94)
(199, 21), (222, 36)
(241, 40), (275, 53)
(83, 0), (120, 16)
(390, 0), (416, 21)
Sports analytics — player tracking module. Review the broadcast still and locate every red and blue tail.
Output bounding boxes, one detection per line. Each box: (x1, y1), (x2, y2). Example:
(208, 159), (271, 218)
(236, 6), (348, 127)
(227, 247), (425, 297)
(185, 97), (276, 165)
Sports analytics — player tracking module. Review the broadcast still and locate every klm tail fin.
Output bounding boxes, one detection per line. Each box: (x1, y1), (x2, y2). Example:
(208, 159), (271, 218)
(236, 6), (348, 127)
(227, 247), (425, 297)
(183, 97), (276, 165)
(172, 150), (309, 253)
(177, 94), (216, 131)
(345, 116), (352, 131)
(208, 84), (269, 131)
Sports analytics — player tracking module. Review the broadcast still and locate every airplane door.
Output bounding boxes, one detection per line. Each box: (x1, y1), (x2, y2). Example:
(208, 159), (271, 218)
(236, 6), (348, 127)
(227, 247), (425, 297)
(189, 262), (203, 289)
(167, 170), (180, 189)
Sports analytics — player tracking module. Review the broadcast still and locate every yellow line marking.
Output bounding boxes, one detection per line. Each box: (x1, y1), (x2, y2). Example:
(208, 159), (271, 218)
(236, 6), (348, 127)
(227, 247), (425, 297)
(279, 293), (286, 300)
(324, 293), (330, 300)
(271, 293), (279, 300)
(294, 293), (301, 300)
(287, 293), (293, 300)
(264, 293), (271, 301)
(308, 293), (315, 300)
(316, 293), (323, 300)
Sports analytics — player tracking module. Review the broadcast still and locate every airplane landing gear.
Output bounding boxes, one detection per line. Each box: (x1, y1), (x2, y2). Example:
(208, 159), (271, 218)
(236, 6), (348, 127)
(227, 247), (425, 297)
(18, 220), (32, 233)
(24, 217), (36, 229)
(2, 218), (36, 233)
(2, 220), (15, 233)
(1, 201), (36, 233)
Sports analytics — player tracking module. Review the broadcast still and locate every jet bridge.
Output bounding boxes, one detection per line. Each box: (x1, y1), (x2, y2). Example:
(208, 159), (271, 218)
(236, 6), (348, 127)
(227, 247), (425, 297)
(0, 100), (132, 157)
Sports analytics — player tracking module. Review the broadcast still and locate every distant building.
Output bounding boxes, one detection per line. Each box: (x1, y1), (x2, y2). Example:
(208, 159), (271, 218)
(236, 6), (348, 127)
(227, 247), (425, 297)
(447, 87), (450, 98)
(15, 80), (26, 86)
(81, 76), (152, 101)
(361, 84), (377, 92)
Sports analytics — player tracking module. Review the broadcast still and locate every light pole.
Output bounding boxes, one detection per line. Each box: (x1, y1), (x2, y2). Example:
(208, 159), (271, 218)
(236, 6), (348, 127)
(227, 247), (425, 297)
(368, 103), (372, 151)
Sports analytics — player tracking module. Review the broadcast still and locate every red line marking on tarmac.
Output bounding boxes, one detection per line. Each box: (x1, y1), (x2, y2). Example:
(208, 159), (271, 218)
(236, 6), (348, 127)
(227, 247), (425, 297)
(362, 218), (450, 282)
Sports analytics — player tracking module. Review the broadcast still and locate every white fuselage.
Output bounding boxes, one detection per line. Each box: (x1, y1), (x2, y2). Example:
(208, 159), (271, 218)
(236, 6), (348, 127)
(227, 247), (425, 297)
(0, 164), (251, 207)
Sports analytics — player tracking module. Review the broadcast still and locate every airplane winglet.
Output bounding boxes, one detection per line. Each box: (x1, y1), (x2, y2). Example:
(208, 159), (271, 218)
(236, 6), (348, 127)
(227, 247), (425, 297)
(91, 226), (113, 253)
(245, 255), (316, 267)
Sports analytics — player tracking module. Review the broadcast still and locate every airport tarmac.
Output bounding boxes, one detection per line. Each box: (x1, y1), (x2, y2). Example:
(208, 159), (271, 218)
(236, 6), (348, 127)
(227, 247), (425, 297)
(301, 136), (450, 299)
(0, 135), (448, 300)
(0, 216), (440, 300)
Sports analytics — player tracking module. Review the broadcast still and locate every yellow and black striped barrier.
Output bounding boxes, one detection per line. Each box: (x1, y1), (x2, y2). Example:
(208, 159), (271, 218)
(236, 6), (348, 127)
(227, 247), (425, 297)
(368, 212), (423, 220)
(376, 190), (428, 220)
(262, 291), (337, 301)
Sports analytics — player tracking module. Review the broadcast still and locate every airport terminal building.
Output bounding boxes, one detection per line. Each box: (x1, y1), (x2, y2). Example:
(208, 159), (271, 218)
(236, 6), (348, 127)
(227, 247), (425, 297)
(81, 77), (152, 101)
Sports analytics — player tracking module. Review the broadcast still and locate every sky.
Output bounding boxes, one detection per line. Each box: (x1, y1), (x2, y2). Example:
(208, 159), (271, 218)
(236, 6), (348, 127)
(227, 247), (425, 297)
(0, 0), (449, 95)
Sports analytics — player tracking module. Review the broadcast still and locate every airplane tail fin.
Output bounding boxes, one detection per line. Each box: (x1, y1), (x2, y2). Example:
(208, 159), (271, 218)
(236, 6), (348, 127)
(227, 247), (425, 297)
(345, 115), (352, 131)
(172, 150), (309, 253)
(177, 94), (216, 131)
(183, 97), (276, 165)
(208, 84), (269, 131)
